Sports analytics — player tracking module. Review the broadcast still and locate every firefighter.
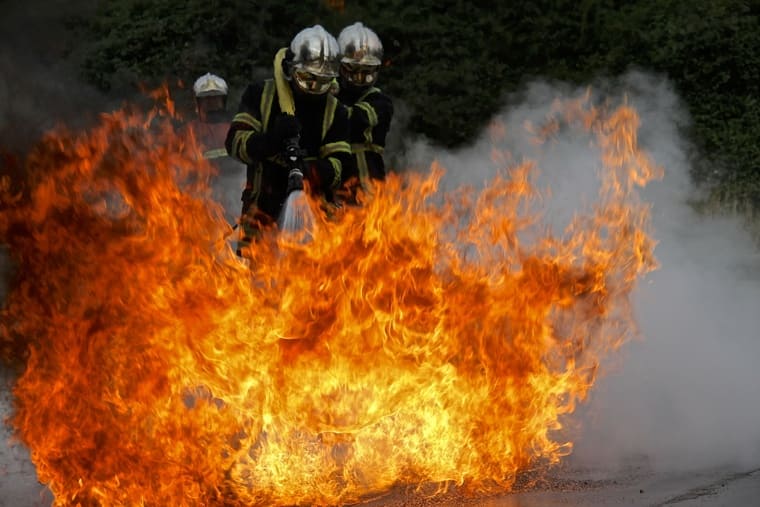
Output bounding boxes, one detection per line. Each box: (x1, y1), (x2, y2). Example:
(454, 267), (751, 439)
(187, 73), (245, 224)
(335, 22), (394, 201)
(225, 25), (351, 255)
(190, 72), (231, 159)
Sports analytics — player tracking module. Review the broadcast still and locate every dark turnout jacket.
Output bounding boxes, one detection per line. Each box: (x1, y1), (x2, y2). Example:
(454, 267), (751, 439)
(225, 79), (351, 225)
(336, 84), (393, 191)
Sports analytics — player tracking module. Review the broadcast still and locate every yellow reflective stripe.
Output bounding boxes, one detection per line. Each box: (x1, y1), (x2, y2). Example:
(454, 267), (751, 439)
(320, 141), (351, 158)
(233, 112), (261, 131)
(351, 143), (384, 154)
(349, 80), (378, 192)
(357, 151), (370, 191)
(203, 147), (228, 159)
(357, 86), (380, 103)
(322, 95), (338, 141)
(354, 101), (377, 144)
(355, 102), (378, 127)
(233, 130), (254, 164)
(261, 79), (276, 132)
(328, 157), (342, 189)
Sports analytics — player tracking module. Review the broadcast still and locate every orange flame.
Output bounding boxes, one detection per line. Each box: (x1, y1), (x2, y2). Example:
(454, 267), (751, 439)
(0, 92), (661, 506)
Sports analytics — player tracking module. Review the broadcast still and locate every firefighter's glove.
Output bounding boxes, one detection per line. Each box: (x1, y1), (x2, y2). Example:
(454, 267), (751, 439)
(267, 114), (301, 150)
(287, 168), (304, 194)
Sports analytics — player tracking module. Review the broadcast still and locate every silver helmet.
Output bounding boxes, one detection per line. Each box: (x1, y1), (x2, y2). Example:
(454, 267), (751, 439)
(289, 25), (340, 78)
(192, 73), (228, 98)
(338, 22), (383, 86)
(338, 22), (383, 67)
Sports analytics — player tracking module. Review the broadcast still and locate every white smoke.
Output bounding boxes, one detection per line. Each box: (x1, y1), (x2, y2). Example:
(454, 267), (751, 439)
(0, 2), (107, 154)
(570, 76), (760, 473)
(398, 70), (760, 474)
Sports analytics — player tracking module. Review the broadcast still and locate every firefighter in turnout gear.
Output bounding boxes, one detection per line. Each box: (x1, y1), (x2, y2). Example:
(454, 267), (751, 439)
(190, 73), (231, 160)
(186, 73), (245, 224)
(335, 22), (394, 200)
(226, 25), (351, 255)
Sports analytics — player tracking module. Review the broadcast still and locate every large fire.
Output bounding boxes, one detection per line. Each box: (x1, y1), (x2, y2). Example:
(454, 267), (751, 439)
(0, 91), (661, 506)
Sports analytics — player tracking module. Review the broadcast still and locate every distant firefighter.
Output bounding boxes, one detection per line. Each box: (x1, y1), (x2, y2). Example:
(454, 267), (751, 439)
(187, 73), (245, 223)
(190, 72), (231, 160)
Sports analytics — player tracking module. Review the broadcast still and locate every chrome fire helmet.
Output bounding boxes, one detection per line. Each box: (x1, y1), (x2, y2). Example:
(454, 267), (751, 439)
(192, 73), (228, 98)
(288, 25), (340, 95)
(338, 22), (383, 86)
(192, 73), (228, 119)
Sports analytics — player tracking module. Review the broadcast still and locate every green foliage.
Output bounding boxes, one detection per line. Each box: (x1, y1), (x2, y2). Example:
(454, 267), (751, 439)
(591, 0), (760, 210)
(77, 0), (760, 216)
(81, 0), (334, 101)
(334, 1), (511, 145)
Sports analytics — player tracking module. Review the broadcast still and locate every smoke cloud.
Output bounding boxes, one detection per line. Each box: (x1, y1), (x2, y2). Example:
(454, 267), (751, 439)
(397, 71), (760, 474)
(0, 2), (108, 157)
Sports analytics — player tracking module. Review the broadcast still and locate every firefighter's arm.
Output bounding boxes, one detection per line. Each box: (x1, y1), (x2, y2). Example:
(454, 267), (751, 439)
(369, 93), (393, 137)
(225, 83), (269, 164)
(313, 104), (352, 190)
(352, 92), (393, 135)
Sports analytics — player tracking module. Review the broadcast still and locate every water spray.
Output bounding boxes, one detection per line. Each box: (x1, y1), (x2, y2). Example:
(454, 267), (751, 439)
(279, 135), (315, 240)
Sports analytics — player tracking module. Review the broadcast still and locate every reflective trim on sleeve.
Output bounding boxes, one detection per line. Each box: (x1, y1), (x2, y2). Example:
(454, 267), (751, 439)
(354, 101), (378, 144)
(356, 151), (371, 192)
(233, 130), (255, 164)
(320, 141), (351, 158)
(232, 112), (261, 131)
(328, 157), (342, 189)
(203, 147), (229, 159)
(355, 88), (380, 133)
(351, 142), (384, 154)
(355, 101), (378, 127)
